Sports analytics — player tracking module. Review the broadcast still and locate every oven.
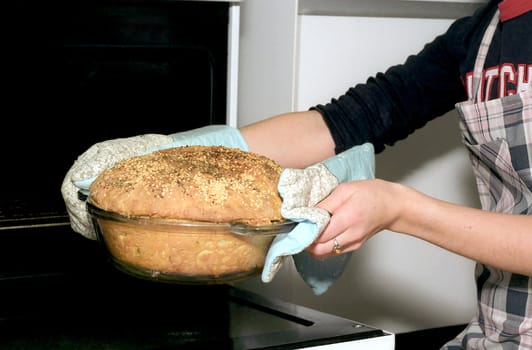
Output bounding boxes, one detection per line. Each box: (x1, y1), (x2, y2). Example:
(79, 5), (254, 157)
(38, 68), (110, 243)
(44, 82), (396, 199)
(2, 0), (232, 282)
(3, 0), (235, 277)
(3, 0), (233, 232)
(2, 1), (393, 348)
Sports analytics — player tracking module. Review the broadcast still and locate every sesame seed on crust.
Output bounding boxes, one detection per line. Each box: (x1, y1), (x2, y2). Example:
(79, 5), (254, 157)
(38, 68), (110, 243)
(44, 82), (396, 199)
(90, 145), (283, 225)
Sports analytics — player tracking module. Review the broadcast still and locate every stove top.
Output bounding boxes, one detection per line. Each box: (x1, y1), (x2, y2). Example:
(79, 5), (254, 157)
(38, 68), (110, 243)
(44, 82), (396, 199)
(0, 270), (391, 349)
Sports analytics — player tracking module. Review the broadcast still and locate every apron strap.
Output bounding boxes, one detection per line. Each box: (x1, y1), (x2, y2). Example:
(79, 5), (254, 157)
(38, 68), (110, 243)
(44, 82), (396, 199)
(470, 9), (500, 101)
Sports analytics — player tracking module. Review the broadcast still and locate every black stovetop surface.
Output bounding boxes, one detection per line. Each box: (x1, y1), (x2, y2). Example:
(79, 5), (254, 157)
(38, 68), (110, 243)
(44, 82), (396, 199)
(0, 271), (385, 349)
(0, 220), (386, 349)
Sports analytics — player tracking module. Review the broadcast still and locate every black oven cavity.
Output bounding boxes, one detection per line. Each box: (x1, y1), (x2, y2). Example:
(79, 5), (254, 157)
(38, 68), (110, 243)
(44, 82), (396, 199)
(3, 0), (230, 278)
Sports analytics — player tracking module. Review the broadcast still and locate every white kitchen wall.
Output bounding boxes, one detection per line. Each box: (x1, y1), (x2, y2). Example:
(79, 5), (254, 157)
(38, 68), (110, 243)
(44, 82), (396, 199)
(236, 0), (482, 335)
(291, 15), (479, 333)
(237, 0), (298, 126)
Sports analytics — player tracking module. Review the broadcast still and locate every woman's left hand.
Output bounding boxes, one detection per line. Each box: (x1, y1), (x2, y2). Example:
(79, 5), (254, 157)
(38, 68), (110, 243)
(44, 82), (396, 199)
(308, 179), (403, 257)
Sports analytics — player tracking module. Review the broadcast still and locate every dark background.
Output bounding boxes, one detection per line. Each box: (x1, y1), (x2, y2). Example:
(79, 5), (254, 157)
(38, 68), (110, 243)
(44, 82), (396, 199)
(4, 0), (229, 212)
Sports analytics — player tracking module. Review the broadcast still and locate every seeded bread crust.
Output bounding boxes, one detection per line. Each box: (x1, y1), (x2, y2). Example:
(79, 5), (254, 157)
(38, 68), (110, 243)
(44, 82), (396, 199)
(90, 145), (283, 225)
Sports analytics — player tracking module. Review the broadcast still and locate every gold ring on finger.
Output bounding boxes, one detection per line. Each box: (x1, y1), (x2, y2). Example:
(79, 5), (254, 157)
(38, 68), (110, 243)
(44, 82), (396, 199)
(332, 238), (342, 254)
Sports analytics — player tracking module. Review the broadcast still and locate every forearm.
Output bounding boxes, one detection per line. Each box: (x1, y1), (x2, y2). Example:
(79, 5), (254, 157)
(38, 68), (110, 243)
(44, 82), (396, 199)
(394, 184), (532, 276)
(240, 110), (336, 168)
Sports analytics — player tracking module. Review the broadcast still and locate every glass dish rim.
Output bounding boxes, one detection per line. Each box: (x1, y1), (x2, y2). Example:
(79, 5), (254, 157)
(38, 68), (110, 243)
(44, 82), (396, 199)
(86, 201), (297, 236)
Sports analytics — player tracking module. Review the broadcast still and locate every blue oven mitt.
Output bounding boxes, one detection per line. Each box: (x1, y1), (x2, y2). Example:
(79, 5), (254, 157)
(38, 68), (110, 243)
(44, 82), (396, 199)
(61, 125), (247, 239)
(261, 143), (375, 295)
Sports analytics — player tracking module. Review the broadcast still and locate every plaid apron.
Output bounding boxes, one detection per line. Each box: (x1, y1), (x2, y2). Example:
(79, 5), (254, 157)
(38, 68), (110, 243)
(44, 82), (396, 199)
(443, 9), (532, 350)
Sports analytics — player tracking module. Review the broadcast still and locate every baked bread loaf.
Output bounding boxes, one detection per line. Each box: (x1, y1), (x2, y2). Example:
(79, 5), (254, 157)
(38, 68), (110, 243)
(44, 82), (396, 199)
(88, 145), (283, 282)
(90, 145), (283, 224)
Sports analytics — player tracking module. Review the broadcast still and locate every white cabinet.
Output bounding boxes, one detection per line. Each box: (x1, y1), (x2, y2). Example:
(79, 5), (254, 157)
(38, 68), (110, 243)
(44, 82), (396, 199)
(236, 0), (481, 334)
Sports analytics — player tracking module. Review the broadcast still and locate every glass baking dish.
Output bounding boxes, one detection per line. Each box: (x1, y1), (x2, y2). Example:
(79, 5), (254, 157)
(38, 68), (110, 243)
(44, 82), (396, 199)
(87, 202), (295, 284)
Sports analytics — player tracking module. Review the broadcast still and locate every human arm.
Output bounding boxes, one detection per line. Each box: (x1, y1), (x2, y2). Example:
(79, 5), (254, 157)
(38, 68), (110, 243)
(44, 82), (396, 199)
(313, 4), (497, 154)
(240, 4), (496, 161)
(238, 12), (474, 163)
(241, 110), (336, 168)
(239, 12), (476, 162)
(311, 179), (532, 276)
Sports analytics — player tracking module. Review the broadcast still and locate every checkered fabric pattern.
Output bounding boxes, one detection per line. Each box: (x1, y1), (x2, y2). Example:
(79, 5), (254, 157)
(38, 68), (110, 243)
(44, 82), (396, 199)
(445, 10), (532, 350)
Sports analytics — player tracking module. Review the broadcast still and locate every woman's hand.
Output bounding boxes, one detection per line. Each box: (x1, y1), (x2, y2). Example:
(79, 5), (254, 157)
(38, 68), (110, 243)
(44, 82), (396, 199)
(308, 178), (532, 277)
(308, 179), (403, 257)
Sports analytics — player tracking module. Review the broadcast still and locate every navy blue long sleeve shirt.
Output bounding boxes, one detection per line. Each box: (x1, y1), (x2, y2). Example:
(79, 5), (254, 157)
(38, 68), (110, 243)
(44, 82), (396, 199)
(314, 0), (532, 154)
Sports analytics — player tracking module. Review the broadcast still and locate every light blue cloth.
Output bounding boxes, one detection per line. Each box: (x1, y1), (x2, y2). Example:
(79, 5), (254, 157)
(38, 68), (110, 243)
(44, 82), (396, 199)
(64, 125), (247, 239)
(261, 143), (375, 295)
(161, 125), (248, 152)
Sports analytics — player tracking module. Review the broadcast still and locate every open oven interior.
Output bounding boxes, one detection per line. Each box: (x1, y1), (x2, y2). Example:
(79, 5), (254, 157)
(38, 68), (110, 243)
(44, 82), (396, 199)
(4, 0), (229, 229)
